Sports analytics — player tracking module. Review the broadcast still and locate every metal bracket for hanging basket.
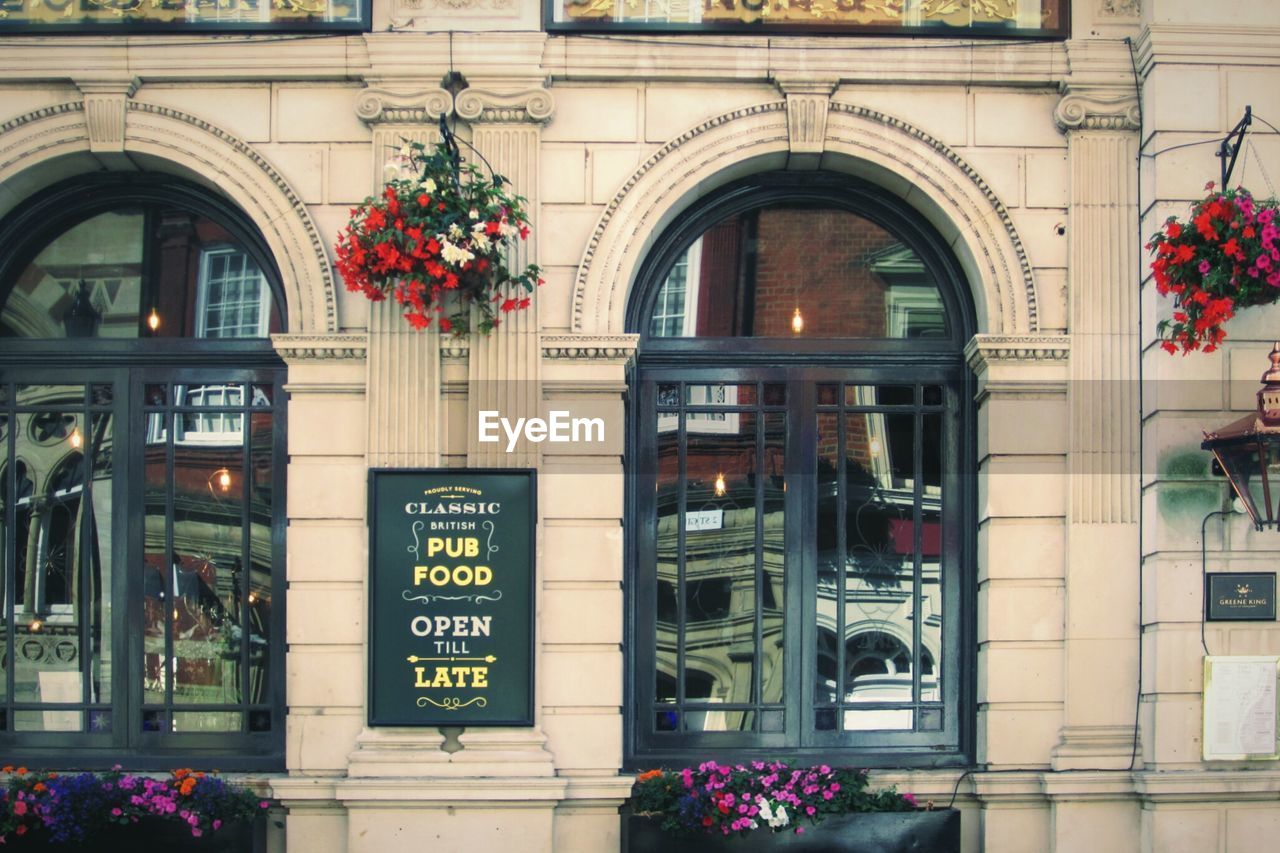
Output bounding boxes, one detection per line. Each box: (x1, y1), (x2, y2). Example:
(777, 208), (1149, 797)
(1218, 105), (1252, 188)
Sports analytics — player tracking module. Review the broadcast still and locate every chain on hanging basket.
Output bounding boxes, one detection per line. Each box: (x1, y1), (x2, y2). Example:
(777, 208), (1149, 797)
(335, 120), (542, 334)
(1148, 182), (1280, 354)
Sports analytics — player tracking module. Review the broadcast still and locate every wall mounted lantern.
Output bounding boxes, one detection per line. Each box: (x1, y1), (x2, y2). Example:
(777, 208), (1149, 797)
(1203, 342), (1280, 531)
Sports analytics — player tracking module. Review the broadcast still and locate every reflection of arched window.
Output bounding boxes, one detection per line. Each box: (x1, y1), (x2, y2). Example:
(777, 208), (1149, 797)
(630, 172), (973, 767)
(0, 174), (286, 769)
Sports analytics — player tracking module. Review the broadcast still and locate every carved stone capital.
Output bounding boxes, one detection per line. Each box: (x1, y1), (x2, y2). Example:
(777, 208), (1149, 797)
(1054, 91), (1141, 133)
(75, 77), (140, 154)
(965, 334), (1071, 371)
(541, 333), (639, 363)
(272, 333), (369, 363)
(454, 87), (554, 125)
(356, 87), (452, 126)
(774, 76), (837, 157)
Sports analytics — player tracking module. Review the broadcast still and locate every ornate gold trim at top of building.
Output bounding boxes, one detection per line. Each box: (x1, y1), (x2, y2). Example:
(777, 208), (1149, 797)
(541, 334), (640, 361)
(454, 88), (555, 125)
(964, 334), (1071, 370)
(356, 87), (453, 125)
(272, 333), (370, 362)
(1054, 90), (1142, 132)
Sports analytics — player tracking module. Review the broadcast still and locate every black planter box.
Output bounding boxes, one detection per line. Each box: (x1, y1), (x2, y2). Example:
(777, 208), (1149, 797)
(4, 818), (261, 852)
(624, 810), (961, 853)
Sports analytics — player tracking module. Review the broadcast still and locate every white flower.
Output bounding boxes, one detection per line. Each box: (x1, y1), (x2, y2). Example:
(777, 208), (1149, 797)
(469, 208), (480, 220)
(448, 223), (464, 240)
(399, 144), (412, 158)
(771, 806), (788, 829)
(440, 239), (474, 266)
(421, 177), (437, 194)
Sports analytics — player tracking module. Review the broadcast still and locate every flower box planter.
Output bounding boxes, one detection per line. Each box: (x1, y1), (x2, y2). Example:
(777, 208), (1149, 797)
(3, 817), (262, 852)
(624, 810), (961, 853)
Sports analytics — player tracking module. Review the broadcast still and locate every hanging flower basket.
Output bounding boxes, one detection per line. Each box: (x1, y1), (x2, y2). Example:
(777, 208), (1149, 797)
(334, 132), (541, 335)
(1148, 182), (1280, 354)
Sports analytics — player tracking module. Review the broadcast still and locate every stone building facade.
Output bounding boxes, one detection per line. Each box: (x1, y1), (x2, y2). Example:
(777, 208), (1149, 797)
(1, 1), (1279, 851)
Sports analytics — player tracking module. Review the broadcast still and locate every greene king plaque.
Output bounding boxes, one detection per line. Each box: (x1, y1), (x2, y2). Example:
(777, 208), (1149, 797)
(1206, 573), (1277, 622)
(368, 469), (535, 726)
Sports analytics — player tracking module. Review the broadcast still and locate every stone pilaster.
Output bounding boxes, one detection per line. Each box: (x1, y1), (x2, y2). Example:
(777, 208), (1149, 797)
(355, 86), (453, 468)
(965, 335), (1070, 771)
(1050, 86), (1143, 775)
(455, 86), (553, 469)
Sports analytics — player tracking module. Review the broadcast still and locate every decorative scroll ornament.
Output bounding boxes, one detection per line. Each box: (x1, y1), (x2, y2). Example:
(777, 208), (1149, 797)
(417, 696), (488, 710)
(356, 87), (453, 125)
(453, 88), (555, 125)
(1054, 91), (1141, 132)
(271, 333), (369, 362)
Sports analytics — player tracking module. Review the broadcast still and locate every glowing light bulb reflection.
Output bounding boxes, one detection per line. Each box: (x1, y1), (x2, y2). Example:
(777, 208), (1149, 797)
(29, 618), (43, 633)
(714, 473), (727, 497)
(869, 438), (882, 456)
(147, 308), (160, 332)
(217, 470), (231, 491)
(69, 429), (82, 449)
(791, 307), (804, 334)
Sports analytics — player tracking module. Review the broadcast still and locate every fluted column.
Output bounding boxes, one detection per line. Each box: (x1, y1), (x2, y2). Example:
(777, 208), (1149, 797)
(1051, 88), (1142, 768)
(449, 84), (556, 759)
(355, 87), (453, 468)
(455, 87), (554, 469)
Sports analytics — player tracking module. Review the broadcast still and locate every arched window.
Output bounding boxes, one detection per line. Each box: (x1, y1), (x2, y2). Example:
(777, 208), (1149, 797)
(0, 174), (286, 769)
(628, 172), (974, 767)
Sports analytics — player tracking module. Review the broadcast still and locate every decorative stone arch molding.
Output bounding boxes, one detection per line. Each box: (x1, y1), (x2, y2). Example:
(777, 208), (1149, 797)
(0, 99), (338, 335)
(572, 99), (1038, 336)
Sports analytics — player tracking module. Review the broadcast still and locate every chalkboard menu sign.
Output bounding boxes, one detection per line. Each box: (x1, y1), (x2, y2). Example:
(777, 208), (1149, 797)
(368, 469), (535, 726)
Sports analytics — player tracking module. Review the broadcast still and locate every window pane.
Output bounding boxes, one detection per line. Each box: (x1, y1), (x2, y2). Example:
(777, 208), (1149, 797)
(171, 442), (244, 707)
(654, 427), (678, 704)
(2, 208), (281, 340)
(760, 412), (785, 706)
(682, 412), (756, 719)
(247, 412), (274, 704)
(142, 413), (170, 706)
(2, 212), (143, 339)
(646, 208), (948, 340)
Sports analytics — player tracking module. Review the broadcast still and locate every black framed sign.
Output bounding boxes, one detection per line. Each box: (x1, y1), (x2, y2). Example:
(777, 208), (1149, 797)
(368, 469), (535, 726)
(1206, 573), (1277, 622)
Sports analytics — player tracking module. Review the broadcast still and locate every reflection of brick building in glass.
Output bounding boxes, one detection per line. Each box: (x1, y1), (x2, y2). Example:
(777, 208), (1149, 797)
(650, 205), (946, 735)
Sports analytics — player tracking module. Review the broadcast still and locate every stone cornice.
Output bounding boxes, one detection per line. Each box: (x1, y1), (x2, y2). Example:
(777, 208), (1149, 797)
(1054, 90), (1141, 132)
(454, 87), (554, 125)
(1133, 769), (1280, 803)
(272, 333), (369, 363)
(965, 334), (1071, 372)
(1136, 24), (1280, 73)
(541, 334), (639, 362)
(356, 87), (452, 125)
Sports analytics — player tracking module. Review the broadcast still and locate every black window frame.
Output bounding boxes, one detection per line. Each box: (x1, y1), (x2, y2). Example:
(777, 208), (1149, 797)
(0, 174), (287, 771)
(625, 172), (976, 769)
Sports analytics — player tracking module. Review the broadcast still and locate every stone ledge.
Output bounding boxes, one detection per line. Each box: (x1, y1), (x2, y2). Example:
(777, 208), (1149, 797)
(334, 777), (569, 803)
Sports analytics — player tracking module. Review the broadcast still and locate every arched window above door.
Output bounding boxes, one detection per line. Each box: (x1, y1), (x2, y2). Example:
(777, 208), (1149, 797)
(628, 173), (974, 768)
(647, 206), (948, 340)
(0, 174), (283, 341)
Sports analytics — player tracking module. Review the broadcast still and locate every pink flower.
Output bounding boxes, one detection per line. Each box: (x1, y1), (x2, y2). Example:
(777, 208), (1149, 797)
(111, 808), (122, 817)
(1258, 254), (1272, 271)
(796, 827), (805, 835)
(1198, 260), (1211, 275)
(213, 820), (222, 831)
(903, 792), (919, 807)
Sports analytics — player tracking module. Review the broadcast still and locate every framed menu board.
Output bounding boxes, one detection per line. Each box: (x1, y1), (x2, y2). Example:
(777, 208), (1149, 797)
(1202, 656), (1280, 761)
(368, 469), (535, 727)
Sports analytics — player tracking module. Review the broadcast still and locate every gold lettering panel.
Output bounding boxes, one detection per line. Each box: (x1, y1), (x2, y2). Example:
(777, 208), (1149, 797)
(554, 0), (1065, 35)
(0, 0), (365, 30)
